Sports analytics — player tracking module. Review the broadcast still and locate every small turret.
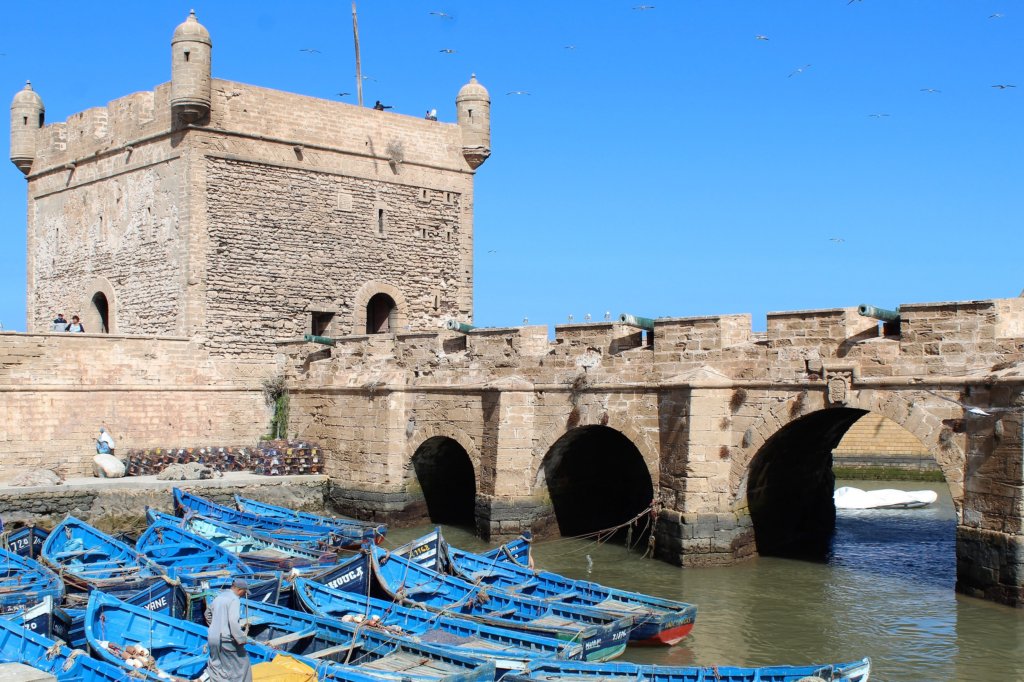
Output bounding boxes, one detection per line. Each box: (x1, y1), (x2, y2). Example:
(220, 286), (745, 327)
(456, 74), (491, 169)
(9, 81), (44, 175)
(170, 9), (212, 123)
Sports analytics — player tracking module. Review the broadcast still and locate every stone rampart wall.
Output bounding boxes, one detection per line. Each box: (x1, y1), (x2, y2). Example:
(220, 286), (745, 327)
(0, 333), (274, 477)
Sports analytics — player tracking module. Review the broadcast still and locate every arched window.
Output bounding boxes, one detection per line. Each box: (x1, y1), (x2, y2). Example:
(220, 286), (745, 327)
(366, 293), (397, 334)
(91, 292), (110, 333)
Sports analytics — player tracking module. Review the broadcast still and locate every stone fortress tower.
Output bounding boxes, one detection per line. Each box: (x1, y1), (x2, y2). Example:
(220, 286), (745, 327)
(10, 11), (490, 354)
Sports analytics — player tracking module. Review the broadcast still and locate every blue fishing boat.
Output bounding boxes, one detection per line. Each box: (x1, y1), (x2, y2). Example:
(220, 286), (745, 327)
(0, 613), (127, 681)
(40, 517), (167, 597)
(137, 519), (254, 584)
(3, 595), (72, 642)
(322, 548), (631, 663)
(235, 494), (387, 538)
(501, 657), (872, 682)
(230, 596), (495, 681)
(294, 576), (584, 676)
(0, 525), (49, 559)
(0, 546), (64, 616)
(147, 508), (341, 572)
(401, 530), (698, 646)
(175, 488), (375, 549)
(84, 591), (454, 682)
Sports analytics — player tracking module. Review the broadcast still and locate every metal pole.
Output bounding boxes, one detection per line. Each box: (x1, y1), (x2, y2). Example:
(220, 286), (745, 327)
(352, 2), (363, 108)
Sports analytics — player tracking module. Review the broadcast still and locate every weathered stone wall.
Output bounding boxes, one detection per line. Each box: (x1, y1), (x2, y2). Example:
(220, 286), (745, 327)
(0, 332), (275, 477)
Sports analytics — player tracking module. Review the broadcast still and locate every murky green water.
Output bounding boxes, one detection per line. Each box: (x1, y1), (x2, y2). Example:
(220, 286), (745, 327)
(382, 481), (1024, 682)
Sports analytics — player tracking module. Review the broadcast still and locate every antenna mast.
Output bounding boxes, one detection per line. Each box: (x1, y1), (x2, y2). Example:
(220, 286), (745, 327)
(352, 2), (364, 107)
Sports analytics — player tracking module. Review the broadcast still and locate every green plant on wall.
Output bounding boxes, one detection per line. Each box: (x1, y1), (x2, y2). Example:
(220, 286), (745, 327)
(262, 375), (289, 440)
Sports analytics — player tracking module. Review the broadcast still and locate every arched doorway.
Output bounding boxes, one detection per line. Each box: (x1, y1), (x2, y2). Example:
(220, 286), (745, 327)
(411, 436), (476, 528)
(541, 425), (654, 546)
(747, 407), (868, 559)
(91, 292), (110, 334)
(366, 293), (396, 334)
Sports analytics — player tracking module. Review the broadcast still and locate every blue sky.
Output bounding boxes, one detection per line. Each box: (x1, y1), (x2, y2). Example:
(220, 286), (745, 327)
(1, 2), (1020, 332)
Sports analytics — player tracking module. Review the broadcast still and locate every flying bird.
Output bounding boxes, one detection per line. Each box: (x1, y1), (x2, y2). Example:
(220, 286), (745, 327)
(439, 48), (456, 54)
(829, 237), (845, 243)
(336, 92), (351, 97)
(299, 48), (321, 54)
(755, 34), (770, 41)
(868, 113), (890, 118)
(848, 0), (862, 4)
(429, 11), (453, 19)
(920, 88), (941, 93)
(632, 5), (656, 10)
(788, 64), (811, 77)
(506, 90), (531, 96)
(564, 44), (577, 50)
(989, 12), (1004, 19)
(992, 84), (1016, 89)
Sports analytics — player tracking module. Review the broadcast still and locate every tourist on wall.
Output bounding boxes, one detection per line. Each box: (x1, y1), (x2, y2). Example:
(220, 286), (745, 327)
(65, 315), (84, 332)
(96, 427), (116, 456)
(205, 578), (252, 682)
(52, 313), (67, 331)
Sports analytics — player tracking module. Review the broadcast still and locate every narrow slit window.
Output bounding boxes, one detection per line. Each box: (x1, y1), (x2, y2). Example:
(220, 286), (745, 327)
(377, 208), (385, 234)
(184, 50), (190, 62)
(468, 109), (474, 122)
(23, 116), (28, 126)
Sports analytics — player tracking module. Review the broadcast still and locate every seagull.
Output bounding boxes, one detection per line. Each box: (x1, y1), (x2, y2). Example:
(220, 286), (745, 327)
(439, 48), (456, 54)
(992, 84), (1016, 89)
(920, 88), (941, 93)
(361, 75), (378, 82)
(336, 92), (351, 97)
(632, 5), (656, 10)
(868, 113), (890, 118)
(788, 64), (811, 77)
(829, 237), (845, 243)
(506, 90), (531, 96)
(487, 249), (497, 254)
(989, 12), (1004, 19)
(848, 0), (862, 4)
(755, 34), (770, 41)
(564, 44), (577, 50)
(429, 11), (453, 19)
(922, 389), (1000, 417)
(299, 48), (321, 54)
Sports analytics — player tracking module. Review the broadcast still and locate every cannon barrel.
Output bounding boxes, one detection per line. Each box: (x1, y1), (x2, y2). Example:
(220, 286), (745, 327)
(444, 319), (476, 334)
(857, 304), (900, 322)
(303, 334), (337, 346)
(619, 313), (655, 331)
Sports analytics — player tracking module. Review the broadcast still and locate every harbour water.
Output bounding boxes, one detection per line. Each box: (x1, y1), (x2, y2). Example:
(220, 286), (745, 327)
(384, 480), (1024, 682)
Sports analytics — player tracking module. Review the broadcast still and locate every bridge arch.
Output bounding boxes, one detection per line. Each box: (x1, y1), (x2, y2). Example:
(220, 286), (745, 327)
(733, 391), (962, 559)
(533, 424), (655, 543)
(407, 424), (480, 528)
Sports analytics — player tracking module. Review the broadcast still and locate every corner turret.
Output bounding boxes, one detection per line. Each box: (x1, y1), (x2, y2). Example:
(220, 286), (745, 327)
(9, 81), (44, 175)
(170, 9), (212, 123)
(456, 74), (491, 169)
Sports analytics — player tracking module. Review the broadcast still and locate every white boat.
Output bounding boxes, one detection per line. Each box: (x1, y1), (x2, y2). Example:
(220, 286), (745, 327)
(834, 486), (938, 510)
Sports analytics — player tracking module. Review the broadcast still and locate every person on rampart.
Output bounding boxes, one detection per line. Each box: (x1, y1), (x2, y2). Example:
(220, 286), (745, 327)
(52, 313), (67, 331)
(206, 578), (252, 682)
(96, 428), (116, 456)
(65, 315), (84, 332)
(373, 100), (392, 111)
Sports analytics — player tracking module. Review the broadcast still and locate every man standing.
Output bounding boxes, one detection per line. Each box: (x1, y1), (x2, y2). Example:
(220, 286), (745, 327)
(206, 578), (251, 682)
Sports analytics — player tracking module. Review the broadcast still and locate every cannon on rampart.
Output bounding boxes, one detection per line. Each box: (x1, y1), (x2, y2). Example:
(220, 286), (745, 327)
(303, 334), (337, 346)
(444, 320), (476, 334)
(857, 304), (900, 322)
(618, 313), (655, 331)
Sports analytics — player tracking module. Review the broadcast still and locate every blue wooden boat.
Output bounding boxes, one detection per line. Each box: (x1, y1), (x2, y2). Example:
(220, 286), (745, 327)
(0, 613), (127, 681)
(40, 517), (167, 597)
(294, 576), (584, 676)
(175, 488), (374, 549)
(235, 494), (388, 539)
(147, 508), (342, 572)
(2, 595), (72, 642)
(501, 657), (872, 682)
(84, 591), (451, 682)
(402, 530), (698, 646)
(137, 518), (255, 584)
(0, 525), (49, 560)
(0, 546), (64, 616)
(230, 596), (495, 681)
(323, 547), (631, 663)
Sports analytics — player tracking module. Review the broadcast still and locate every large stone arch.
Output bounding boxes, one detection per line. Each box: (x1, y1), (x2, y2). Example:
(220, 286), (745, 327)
(730, 388), (964, 513)
(407, 421), (482, 484)
(530, 402), (660, 495)
(351, 281), (409, 335)
(80, 275), (116, 334)
(404, 422), (481, 528)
